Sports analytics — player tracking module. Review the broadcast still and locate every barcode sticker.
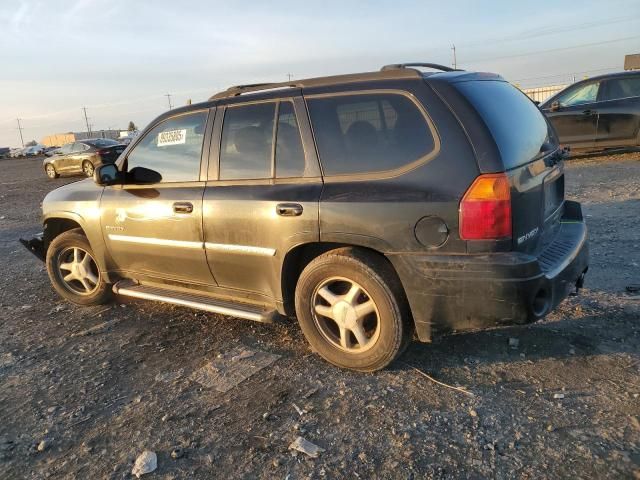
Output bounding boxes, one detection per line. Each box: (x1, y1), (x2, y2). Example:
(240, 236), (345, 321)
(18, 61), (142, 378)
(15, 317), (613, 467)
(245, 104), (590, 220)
(157, 129), (186, 147)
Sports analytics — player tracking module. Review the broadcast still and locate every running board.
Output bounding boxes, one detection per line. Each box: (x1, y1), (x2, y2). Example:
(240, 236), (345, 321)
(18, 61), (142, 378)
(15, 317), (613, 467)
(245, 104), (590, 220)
(113, 281), (276, 323)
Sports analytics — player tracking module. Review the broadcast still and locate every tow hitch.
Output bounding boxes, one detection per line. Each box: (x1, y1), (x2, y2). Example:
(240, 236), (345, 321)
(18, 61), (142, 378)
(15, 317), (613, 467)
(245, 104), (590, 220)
(19, 233), (45, 262)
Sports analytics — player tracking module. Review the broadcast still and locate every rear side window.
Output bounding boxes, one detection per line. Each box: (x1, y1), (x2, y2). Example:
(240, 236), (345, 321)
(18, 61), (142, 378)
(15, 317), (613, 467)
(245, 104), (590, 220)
(220, 103), (276, 180)
(126, 111), (207, 183)
(456, 81), (551, 169)
(275, 101), (306, 178)
(601, 77), (640, 101)
(306, 93), (435, 176)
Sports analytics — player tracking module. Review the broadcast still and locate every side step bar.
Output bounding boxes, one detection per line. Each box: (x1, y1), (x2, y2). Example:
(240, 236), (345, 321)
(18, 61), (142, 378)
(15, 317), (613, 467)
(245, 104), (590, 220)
(113, 281), (276, 323)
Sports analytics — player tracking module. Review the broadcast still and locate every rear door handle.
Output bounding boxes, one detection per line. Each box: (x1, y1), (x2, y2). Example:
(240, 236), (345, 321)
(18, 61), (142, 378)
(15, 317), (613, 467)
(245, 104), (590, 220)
(276, 203), (303, 216)
(173, 202), (194, 214)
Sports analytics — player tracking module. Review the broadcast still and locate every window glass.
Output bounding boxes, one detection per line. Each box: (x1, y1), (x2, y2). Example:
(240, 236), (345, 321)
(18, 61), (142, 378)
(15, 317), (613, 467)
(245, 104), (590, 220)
(87, 138), (119, 147)
(60, 143), (73, 154)
(557, 82), (599, 106)
(306, 93), (434, 176)
(456, 80), (551, 170)
(220, 102), (275, 180)
(126, 111), (207, 183)
(601, 77), (640, 101)
(275, 102), (306, 178)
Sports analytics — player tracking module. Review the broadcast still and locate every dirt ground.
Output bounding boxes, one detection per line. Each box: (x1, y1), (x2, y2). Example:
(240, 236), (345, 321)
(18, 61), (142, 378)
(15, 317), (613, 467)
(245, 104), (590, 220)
(0, 152), (639, 479)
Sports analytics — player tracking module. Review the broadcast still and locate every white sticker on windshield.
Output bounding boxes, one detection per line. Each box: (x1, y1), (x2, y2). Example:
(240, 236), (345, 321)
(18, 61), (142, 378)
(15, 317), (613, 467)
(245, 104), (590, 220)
(157, 129), (186, 147)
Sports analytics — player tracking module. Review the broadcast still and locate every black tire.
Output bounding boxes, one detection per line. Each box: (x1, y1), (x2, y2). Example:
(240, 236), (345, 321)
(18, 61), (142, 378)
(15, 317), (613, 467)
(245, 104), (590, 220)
(46, 229), (112, 306)
(82, 161), (94, 177)
(45, 163), (59, 179)
(295, 248), (412, 372)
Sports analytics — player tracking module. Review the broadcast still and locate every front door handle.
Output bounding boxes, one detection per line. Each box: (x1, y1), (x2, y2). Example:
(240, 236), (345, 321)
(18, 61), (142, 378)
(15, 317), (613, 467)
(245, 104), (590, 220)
(582, 109), (597, 116)
(173, 202), (194, 214)
(276, 203), (303, 216)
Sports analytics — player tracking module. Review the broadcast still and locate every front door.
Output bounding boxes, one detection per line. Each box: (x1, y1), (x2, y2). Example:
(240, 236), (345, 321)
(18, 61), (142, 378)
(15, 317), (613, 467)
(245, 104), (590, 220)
(544, 80), (601, 148)
(203, 97), (322, 300)
(100, 109), (216, 286)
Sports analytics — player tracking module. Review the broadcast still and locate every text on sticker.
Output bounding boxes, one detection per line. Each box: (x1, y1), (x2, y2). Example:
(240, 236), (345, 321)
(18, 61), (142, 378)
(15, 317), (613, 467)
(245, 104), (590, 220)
(157, 129), (186, 147)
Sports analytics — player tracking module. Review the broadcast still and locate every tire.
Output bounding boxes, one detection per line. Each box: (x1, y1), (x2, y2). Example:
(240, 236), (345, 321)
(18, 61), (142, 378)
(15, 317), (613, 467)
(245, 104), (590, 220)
(46, 229), (111, 306)
(82, 161), (94, 177)
(45, 163), (59, 179)
(295, 248), (412, 372)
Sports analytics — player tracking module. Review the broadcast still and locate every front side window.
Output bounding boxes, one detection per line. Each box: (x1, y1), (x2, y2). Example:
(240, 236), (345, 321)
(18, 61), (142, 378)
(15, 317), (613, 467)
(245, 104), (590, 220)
(306, 93), (435, 176)
(219, 102), (276, 180)
(557, 82), (599, 107)
(601, 77), (640, 101)
(126, 111), (208, 183)
(60, 143), (73, 154)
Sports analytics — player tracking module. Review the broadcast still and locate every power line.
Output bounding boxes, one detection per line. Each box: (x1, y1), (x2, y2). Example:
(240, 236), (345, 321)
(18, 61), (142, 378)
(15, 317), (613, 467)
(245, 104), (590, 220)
(463, 35), (640, 64)
(16, 118), (24, 147)
(511, 65), (621, 84)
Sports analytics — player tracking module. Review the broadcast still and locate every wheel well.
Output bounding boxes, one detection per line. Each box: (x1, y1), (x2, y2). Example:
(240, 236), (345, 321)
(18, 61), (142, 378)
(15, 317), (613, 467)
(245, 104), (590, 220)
(44, 218), (85, 249)
(280, 242), (405, 317)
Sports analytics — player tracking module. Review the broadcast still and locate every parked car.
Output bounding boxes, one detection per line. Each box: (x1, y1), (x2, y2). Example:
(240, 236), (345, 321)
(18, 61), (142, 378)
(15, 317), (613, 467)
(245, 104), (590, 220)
(24, 144), (46, 156)
(0, 147), (10, 158)
(44, 146), (60, 157)
(540, 71), (640, 152)
(10, 147), (25, 158)
(42, 138), (126, 179)
(21, 63), (589, 371)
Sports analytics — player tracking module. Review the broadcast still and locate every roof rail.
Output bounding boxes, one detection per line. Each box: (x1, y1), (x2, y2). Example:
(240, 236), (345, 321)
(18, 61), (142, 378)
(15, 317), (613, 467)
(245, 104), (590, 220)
(209, 82), (302, 100)
(381, 63), (460, 72)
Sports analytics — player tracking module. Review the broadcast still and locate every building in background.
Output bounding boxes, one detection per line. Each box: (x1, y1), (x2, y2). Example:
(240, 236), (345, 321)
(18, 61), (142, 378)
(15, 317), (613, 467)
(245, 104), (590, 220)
(41, 129), (121, 147)
(625, 54), (640, 71)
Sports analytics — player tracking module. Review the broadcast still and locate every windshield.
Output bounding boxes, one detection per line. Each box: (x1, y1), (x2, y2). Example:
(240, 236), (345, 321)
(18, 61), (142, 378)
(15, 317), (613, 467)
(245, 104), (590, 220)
(455, 80), (553, 169)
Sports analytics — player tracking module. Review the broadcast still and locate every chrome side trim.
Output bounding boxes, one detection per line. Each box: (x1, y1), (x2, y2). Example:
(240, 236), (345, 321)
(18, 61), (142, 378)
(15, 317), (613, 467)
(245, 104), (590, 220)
(114, 285), (268, 322)
(204, 242), (276, 256)
(108, 234), (203, 249)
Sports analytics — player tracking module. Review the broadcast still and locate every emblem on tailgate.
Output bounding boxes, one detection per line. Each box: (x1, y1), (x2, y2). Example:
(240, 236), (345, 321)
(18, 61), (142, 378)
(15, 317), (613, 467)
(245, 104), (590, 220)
(517, 227), (539, 245)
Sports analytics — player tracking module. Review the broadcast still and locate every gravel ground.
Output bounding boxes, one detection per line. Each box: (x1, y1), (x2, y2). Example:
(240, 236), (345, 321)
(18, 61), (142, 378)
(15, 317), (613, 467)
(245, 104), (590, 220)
(0, 153), (639, 479)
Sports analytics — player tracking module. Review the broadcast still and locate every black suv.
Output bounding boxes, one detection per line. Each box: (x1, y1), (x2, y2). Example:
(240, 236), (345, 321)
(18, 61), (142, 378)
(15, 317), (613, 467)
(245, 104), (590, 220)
(540, 70), (640, 152)
(23, 63), (589, 371)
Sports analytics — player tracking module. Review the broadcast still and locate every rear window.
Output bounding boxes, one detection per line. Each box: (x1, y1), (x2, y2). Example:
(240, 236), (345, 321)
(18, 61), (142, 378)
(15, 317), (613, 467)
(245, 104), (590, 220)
(306, 93), (435, 176)
(87, 138), (119, 147)
(455, 80), (551, 169)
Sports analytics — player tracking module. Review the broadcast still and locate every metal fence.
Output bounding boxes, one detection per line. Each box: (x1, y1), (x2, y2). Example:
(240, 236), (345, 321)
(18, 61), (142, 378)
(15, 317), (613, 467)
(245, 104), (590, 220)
(520, 84), (567, 103)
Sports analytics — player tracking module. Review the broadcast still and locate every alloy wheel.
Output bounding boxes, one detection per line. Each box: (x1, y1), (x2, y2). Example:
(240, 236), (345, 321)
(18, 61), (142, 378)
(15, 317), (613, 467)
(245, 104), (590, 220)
(83, 162), (94, 177)
(56, 247), (100, 295)
(312, 276), (380, 353)
(46, 164), (56, 178)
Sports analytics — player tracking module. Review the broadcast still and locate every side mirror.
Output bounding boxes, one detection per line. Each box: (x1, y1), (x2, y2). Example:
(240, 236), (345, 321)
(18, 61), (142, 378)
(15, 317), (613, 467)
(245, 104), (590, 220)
(94, 163), (121, 186)
(550, 101), (560, 112)
(128, 166), (162, 184)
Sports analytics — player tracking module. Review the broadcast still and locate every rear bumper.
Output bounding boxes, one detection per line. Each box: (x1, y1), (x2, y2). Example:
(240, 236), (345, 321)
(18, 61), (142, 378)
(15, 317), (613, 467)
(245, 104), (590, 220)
(390, 201), (589, 342)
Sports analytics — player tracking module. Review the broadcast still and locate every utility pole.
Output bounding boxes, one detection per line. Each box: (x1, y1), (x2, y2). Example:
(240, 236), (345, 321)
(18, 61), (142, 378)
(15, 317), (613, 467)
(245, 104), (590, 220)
(165, 93), (173, 110)
(286, 73), (293, 82)
(451, 44), (457, 70)
(82, 107), (92, 136)
(16, 118), (24, 147)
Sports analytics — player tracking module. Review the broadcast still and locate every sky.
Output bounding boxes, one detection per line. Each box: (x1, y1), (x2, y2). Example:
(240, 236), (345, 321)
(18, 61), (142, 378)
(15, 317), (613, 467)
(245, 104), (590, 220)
(0, 0), (639, 147)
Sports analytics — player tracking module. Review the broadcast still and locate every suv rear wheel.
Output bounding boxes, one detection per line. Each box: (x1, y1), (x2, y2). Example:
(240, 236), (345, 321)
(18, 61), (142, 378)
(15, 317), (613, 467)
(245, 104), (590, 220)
(46, 229), (111, 305)
(295, 249), (410, 371)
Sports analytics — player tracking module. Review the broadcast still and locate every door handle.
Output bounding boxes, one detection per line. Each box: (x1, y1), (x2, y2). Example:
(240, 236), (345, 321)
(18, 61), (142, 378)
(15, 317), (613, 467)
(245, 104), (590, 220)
(173, 202), (194, 214)
(582, 109), (597, 116)
(276, 203), (303, 216)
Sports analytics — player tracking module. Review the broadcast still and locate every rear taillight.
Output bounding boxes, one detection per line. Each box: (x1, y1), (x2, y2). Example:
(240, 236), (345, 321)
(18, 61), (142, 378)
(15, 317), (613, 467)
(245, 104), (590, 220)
(97, 149), (110, 156)
(459, 173), (512, 240)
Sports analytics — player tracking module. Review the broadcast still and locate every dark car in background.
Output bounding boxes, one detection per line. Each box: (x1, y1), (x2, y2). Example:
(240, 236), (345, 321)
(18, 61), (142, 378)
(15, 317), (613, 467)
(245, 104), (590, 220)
(0, 147), (10, 159)
(43, 138), (126, 179)
(540, 71), (640, 152)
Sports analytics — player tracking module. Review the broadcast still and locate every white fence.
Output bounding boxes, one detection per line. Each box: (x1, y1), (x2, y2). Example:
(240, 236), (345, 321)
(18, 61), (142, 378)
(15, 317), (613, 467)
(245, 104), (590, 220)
(520, 84), (567, 103)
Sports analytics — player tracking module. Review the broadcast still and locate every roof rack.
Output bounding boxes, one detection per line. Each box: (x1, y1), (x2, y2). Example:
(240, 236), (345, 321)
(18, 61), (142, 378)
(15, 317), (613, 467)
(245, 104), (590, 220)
(210, 82), (302, 100)
(381, 63), (460, 72)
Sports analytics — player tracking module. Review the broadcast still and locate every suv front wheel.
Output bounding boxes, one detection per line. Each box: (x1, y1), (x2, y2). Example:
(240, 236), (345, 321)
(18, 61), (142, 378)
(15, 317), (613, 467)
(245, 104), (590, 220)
(295, 249), (411, 371)
(46, 229), (111, 305)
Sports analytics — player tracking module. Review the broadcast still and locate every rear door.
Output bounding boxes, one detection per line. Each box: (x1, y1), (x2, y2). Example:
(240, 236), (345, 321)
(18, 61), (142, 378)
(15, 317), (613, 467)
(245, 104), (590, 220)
(542, 80), (600, 148)
(455, 80), (564, 255)
(595, 76), (640, 147)
(100, 110), (215, 285)
(202, 96), (321, 299)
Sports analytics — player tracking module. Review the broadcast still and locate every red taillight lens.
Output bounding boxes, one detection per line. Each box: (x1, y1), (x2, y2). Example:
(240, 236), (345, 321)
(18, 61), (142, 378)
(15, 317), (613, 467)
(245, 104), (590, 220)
(97, 149), (110, 155)
(459, 173), (512, 240)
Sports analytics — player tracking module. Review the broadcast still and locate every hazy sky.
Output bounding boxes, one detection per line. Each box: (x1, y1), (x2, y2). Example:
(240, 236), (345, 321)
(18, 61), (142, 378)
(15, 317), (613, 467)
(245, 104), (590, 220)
(1, 0), (639, 147)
